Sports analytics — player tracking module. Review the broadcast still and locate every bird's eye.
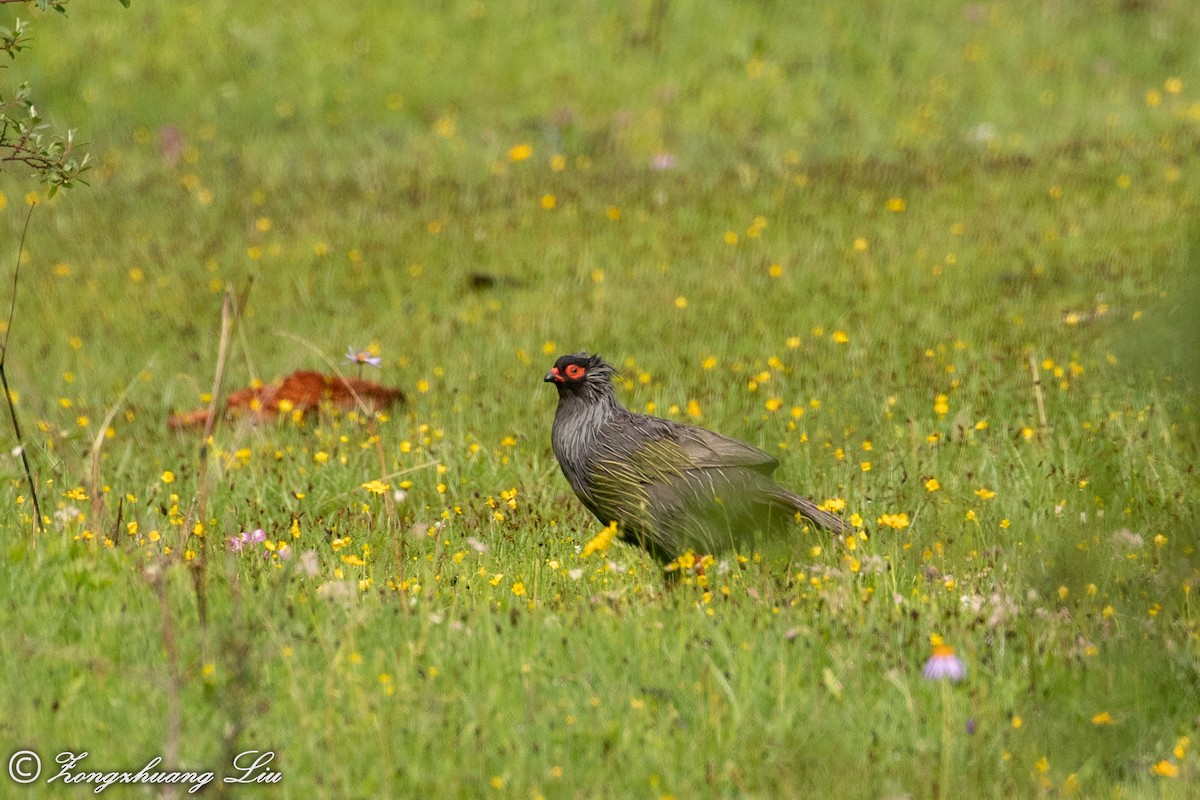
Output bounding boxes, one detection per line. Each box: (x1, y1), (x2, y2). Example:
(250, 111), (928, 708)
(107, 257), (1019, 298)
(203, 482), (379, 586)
(564, 364), (586, 380)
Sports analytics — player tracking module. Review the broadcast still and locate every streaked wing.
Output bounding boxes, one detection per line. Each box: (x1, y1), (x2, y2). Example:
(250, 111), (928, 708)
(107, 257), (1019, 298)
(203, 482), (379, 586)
(671, 423), (778, 473)
(607, 413), (778, 473)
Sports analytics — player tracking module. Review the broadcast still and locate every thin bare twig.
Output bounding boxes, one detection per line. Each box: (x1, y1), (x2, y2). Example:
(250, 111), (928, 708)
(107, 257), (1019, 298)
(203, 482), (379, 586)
(1, 202), (43, 532)
(186, 285), (247, 627)
(88, 358), (154, 526)
(1029, 352), (1048, 435)
(274, 330), (406, 581)
(274, 330), (400, 515)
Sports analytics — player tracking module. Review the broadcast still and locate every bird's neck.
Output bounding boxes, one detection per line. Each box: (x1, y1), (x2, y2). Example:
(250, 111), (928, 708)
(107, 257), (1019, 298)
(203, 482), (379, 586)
(552, 387), (622, 485)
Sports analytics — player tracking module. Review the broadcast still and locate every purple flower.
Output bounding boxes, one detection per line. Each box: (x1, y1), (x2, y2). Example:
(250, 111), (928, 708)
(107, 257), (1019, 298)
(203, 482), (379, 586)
(345, 347), (382, 368)
(922, 645), (967, 682)
(228, 528), (267, 553)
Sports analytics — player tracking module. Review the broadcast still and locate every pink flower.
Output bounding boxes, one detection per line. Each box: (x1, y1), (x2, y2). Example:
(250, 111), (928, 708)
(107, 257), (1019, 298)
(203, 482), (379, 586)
(228, 528), (267, 553)
(922, 645), (967, 682)
(651, 152), (676, 170)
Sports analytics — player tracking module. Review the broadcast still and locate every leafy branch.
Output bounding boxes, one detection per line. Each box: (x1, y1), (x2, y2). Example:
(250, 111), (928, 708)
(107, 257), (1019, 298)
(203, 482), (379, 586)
(0, 0), (129, 192)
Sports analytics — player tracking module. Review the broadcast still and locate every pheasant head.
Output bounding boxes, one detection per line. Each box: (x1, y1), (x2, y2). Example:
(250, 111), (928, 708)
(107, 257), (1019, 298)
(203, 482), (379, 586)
(543, 353), (616, 402)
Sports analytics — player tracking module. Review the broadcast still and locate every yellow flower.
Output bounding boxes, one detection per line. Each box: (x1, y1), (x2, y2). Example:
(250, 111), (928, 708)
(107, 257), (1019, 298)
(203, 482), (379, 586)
(666, 550), (697, 573)
(1091, 711), (1115, 725)
(924, 478), (940, 492)
(581, 522), (618, 557)
(975, 487), (996, 500)
(63, 487), (88, 501)
(831, 330), (849, 344)
(1150, 760), (1179, 778)
(508, 144), (532, 161)
(361, 479), (390, 495)
(161, 470), (175, 484)
(511, 582), (526, 597)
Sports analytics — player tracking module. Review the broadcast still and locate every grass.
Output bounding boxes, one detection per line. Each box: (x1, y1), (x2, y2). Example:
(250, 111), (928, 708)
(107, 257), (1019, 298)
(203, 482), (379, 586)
(1, 0), (1199, 797)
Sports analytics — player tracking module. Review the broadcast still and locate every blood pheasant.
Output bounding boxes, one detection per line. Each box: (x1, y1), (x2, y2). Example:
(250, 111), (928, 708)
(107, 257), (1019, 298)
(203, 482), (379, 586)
(545, 353), (850, 561)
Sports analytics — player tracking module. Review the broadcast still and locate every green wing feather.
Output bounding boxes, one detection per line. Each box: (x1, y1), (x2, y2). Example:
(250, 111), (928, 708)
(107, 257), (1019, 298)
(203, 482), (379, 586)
(583, 418), (798, 557)
(672, 425), (779, 473)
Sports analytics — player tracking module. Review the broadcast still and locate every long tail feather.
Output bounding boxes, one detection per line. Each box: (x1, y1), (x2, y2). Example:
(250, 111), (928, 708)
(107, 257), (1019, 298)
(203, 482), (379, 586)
(776, 490), (853, 535)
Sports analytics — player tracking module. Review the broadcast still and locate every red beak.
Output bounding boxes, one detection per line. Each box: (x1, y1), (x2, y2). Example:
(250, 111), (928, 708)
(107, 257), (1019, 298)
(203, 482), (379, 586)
(544, 366), (563, 383)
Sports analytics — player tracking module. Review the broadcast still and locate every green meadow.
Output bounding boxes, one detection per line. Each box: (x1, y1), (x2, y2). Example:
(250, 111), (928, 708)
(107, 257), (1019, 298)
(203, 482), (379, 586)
(2, 0), (1198, 796)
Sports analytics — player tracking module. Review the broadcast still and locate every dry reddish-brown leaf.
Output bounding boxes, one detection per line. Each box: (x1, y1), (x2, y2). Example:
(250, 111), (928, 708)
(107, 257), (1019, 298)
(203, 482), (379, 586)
(168, 370), (404, 429)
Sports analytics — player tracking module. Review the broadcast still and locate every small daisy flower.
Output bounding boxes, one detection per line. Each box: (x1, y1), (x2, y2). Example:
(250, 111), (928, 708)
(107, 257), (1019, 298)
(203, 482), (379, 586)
(922, 645), (967, 682)
(345, 346), (382, 368)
